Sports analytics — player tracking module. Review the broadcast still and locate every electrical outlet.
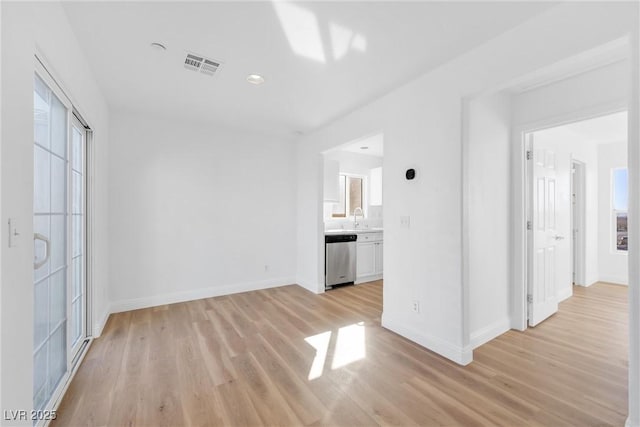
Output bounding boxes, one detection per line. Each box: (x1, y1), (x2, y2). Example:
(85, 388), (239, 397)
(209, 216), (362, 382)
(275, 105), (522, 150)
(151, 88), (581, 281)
(400, 216), (410, 228)
(412, 300), (420, 313)
(264, 265), (270, 272)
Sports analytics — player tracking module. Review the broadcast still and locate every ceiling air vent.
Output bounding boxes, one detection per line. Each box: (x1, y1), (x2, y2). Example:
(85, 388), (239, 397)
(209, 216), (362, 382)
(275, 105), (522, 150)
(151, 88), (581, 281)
(184, 52), (221, 77)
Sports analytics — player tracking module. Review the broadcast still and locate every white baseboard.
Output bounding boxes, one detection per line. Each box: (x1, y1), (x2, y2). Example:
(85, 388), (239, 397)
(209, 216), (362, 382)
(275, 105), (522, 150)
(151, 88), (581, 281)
(557, 286), (573, 302)
(295, 277), (324, 294)
(381, 312), (473, 366)
(599, 276), (628, 286)
(575, 279), (600, 287)
(92, 307), (110, 338)
(110, 277), (296, 313)
(355, 273), (383, 284)
(470, 317), (511, 349)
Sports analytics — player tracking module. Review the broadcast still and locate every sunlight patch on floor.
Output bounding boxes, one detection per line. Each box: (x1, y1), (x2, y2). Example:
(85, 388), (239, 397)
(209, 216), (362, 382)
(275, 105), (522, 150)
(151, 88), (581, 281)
(304, 330), (331, 380)
(304, 322), (366, 380)
(332, 322), (366, 370)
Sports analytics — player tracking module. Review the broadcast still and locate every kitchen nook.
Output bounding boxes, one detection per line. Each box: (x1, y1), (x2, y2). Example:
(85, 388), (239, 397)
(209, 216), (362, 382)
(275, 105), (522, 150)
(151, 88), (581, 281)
(323, 133), (383, 290)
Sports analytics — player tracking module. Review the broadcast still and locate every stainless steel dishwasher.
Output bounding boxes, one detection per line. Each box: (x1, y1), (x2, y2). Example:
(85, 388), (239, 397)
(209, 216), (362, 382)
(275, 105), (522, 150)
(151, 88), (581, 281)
(325, 234), (357, 290)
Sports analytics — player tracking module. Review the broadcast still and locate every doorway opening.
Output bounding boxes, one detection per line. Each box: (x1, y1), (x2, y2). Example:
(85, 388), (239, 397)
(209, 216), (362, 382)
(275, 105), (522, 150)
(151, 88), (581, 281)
(321, 132), (384, 293)
(522, 111), (628, 327)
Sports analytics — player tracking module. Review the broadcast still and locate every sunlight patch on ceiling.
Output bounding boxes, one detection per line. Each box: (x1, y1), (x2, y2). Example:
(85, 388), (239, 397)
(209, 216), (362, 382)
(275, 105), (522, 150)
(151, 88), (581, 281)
(330, 22), (367, 61)
(351, 34), (367, 53)
(274, 1), (326, 63)
(273, 2), (367, 64)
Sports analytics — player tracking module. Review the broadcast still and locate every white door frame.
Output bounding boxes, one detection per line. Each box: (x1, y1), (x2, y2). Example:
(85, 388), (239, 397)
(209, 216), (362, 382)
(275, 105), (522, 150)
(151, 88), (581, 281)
(511, 101), (628, 330)
(571, 159), (587, 286)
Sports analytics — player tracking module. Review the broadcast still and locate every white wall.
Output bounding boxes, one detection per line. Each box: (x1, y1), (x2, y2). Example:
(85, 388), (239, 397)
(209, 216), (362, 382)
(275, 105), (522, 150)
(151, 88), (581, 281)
(598, 141), (629, 285)
(108, 112), (297, 311)
(467, 92), (512, 348)
(325, 150), (382, 175)
(626, 16), (639, 427)
(568, 142), (600, 287)
(295, 2), (637, 365)
(1, 2), (110, 422)
(513, 60), (629, 127)
(0, 0), (4, 416)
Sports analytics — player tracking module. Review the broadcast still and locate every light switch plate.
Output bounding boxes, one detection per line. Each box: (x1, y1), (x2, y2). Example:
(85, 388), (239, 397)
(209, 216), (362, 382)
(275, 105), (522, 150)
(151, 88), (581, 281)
(8, 218), (19, 247)
(400, 216), (410, 228)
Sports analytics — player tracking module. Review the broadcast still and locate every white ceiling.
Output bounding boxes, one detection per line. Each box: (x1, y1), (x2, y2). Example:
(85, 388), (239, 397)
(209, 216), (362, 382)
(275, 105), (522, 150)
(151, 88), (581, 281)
(338, 132), (384, 157)
(62, 1), (555, 137)
(536, 111), (628, 145)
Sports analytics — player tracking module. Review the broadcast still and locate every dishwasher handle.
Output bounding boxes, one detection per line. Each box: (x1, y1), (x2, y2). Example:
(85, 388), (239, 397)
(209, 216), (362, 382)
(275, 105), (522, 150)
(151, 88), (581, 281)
(325, 234), (358, 243)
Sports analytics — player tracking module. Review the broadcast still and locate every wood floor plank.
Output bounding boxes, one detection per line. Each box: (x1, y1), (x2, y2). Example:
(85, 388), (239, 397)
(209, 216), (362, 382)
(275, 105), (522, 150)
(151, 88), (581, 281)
(53, 281), (628, 426)
(250, 334), (327, 425)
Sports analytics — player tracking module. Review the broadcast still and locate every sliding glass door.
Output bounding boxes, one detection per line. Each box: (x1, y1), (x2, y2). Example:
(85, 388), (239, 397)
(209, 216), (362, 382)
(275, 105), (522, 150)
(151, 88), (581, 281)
(33, 65), (88, 413)
(69, 116), (86, 358)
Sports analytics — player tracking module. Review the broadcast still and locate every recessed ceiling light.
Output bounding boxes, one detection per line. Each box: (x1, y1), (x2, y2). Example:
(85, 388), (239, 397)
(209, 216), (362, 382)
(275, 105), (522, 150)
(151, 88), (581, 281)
(247, 74), (265, 85)
(360, 146), (369, 150)
(150, 42), (167, 51)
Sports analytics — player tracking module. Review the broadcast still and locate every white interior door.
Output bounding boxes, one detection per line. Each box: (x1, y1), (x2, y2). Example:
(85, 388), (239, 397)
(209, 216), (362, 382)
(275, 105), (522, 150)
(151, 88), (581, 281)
(529, 137), (563, 326)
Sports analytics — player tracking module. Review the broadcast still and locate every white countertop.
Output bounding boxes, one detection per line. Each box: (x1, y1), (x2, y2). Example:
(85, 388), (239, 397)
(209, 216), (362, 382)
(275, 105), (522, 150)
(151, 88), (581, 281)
(325, 228), (383, 235)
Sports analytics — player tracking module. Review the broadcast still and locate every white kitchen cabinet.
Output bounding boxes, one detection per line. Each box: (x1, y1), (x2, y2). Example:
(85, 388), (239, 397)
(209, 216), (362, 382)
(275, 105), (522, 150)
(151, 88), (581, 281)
(374, 241), (383, 275)
(323, 159), (340, 202)
(370, 166), (382, 206)
(357, 232), (383, 242)
(356, 233), (383, 284)
(356, 242), (376, 278)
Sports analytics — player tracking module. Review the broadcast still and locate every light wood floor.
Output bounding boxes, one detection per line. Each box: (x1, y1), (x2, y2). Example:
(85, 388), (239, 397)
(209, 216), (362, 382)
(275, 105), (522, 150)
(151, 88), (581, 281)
(53, 281), (628, 426)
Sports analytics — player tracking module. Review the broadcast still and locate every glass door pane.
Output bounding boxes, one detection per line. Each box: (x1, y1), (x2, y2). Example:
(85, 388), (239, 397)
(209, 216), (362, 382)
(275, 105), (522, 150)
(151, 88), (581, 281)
(33, 74), (68, 412)
(70, 118), (86, 355)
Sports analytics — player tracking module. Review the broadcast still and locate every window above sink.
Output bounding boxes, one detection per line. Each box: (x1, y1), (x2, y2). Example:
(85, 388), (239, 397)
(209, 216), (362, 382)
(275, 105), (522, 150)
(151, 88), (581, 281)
(332, 174), (363, 218)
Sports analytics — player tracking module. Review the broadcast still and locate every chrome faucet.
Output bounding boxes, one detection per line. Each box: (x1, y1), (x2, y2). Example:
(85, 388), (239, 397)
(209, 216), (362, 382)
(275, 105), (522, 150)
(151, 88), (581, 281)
(353, 207), (364, 229)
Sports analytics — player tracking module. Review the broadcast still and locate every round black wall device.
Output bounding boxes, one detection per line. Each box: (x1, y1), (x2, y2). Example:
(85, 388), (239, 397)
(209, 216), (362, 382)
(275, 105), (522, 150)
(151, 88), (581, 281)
(405, 168), (416, 180)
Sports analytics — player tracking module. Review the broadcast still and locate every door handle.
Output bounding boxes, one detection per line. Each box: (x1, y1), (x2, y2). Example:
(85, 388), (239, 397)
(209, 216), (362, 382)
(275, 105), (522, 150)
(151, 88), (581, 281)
(34, 233), (50, 269)
(553, 235), (565, 241)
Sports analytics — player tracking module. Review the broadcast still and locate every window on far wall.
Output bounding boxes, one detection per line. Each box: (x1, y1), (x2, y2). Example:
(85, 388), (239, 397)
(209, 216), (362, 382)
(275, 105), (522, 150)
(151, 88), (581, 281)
(613, 168), (628, 252)
(332, 175), (363, 218)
